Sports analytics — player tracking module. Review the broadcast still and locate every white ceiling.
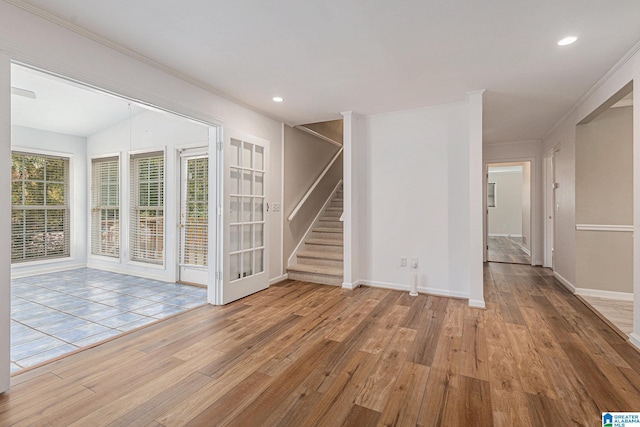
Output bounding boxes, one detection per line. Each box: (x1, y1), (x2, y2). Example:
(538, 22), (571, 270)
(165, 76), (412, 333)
(10, 0), (640, 143)
(12, 64), (146, 137)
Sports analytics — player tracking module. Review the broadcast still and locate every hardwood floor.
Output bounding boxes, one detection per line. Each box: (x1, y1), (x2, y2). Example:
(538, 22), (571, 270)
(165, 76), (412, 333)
(2, 263), (640, 426)
(488, 236), (531, 264)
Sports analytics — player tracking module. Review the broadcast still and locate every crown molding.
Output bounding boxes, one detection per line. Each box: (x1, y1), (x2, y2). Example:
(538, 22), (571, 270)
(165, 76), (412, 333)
(542, 38), (640, 140)
(4, 0), (291, 126)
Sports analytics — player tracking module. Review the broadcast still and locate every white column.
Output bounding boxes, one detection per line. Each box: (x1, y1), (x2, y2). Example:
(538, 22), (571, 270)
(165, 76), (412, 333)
(0, 52), (11, 393)
(468, 90), (486, 308)
(341, 111), (361, 289)
(631, 62), (640, 350)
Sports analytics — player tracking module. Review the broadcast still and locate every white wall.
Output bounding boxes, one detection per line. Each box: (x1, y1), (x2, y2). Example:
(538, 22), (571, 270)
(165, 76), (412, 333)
(0, 1), (284, 287)
(86, 110), (209, 282)
(541, 41), (640, 349)
(0, 1), (285, 389)
(483, 140), (542, 264)
(357, 101), (473, 299)
(0, 52), (11, 393)
(488, 168), (523, 237)
(10, 125), (88, 277)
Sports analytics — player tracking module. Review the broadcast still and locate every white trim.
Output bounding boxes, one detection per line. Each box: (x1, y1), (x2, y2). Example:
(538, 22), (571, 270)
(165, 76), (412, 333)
(484, 156), (538, 266)
(543, 38), (640, 140)
(469, 299), (486, 309)
(575, 288), (634, 301)
(484, 139), (540, 147)
(342, 280), (363, 290)
(553, 271), (576, 293)
(3, 0), (290, 128)
(294, 125), (342, 148)
(630, 333), (640, 351)
(363, 279), (470, 300)
(280, 123), (285, 278)
(10, 263), (85, 279)
(575, 224), (633, 232)
(288, 148), (343, 221)
(287, 180), (343, 267)
(87, 263), (172, 282)
(488, 233), (523, 238)
(269, 274), (289, 285)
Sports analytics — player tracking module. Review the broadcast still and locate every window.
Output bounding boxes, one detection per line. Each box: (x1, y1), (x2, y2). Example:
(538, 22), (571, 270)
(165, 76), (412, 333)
(487, 182), (496, 208)
(91, 157), (119, 257)
(11, 152), (70, 262)
(130, 152), (165, 264)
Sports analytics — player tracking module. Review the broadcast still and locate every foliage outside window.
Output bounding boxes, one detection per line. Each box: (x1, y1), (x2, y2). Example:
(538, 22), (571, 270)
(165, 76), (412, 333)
(11, 152), (70, 262)
(130, 152), (165, 264)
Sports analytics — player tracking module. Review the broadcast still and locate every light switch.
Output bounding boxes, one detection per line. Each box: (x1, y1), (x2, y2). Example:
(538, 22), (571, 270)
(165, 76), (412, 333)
(272, 202), (281, 212)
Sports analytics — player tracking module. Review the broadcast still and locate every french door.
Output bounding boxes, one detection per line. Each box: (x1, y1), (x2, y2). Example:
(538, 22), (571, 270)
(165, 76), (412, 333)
(179, 149), (209, 285)
(221, 131), (268, 304)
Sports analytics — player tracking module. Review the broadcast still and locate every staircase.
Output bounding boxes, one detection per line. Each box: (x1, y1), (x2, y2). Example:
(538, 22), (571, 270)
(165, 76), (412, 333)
(287, 186), (344, 286)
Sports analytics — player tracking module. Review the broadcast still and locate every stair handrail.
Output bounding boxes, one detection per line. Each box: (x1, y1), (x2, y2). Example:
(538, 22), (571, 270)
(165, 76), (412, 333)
(288, 147), (343, 221)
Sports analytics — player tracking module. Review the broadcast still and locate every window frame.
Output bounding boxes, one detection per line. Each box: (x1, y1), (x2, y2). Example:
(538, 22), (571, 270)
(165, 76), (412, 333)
(129, 150), (166, 266)
(10, 149), (72, 264)
(90, 154), (121, 259)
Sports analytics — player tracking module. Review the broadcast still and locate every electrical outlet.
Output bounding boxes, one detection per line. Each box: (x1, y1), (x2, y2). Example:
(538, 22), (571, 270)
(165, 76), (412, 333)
(410, 258), (418, 268)
(401, 257), (407, 267)
(272, 202), (281, 212)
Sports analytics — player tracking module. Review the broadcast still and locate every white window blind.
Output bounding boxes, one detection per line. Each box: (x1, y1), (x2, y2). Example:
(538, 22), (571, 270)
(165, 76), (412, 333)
(11, 152), (70, 263)
(130, 151), (165, 264)
(91, 157), (120, 257)
(180, 156), (208, 266)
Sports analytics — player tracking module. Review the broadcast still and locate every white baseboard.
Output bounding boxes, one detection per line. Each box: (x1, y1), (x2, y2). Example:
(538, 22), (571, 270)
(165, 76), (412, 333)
(269, 274), (289, 285)
(553, 271), (576, 293)
(630, 333), (640, 351)
(575, 288), (634, 301)
(469, 299), (486, 309)
(342, 280), (363, 290)
(87, 263), (170, 282)
(11, 263), (86, 279)
(488, 233), (523, 238)
(362, 279), (470, 300)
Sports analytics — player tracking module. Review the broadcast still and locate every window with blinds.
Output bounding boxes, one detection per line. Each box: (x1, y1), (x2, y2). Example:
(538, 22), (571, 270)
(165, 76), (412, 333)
(180, 156), (208, 267)
(130, 151), (165, 264)
(91, 157), (120, 257)
(11, 152), (70, 263)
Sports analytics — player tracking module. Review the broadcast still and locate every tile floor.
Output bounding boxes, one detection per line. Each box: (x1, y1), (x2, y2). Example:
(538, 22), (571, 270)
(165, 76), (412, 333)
(11, 268), (207, 373)
(580, 294), (633, 336)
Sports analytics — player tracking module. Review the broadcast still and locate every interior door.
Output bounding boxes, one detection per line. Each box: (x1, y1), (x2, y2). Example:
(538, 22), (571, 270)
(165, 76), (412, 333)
(179, 149), (209, 285)
(222, 132), (268, 304)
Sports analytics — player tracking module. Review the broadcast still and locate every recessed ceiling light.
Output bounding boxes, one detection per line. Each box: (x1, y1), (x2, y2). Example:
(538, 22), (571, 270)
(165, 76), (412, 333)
(272, 96), (284, 102)
(557, 36), (578, 46)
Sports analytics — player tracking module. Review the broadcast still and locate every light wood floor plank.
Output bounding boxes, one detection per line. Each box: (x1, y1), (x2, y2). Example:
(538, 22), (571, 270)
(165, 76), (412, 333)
(3, 263), (640, 426)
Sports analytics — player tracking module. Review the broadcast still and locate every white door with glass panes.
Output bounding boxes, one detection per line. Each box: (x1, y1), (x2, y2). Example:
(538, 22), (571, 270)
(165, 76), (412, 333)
(179, 149), (209, 285)
(222, 132), (268, 304)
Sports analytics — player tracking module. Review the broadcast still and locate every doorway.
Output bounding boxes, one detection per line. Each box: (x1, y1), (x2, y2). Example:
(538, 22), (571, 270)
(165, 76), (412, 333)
(9, 63), (214, 372)
(543, 150), (557, 269)
(179, 149), (209, 286)
(487, 162), (532, 264)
